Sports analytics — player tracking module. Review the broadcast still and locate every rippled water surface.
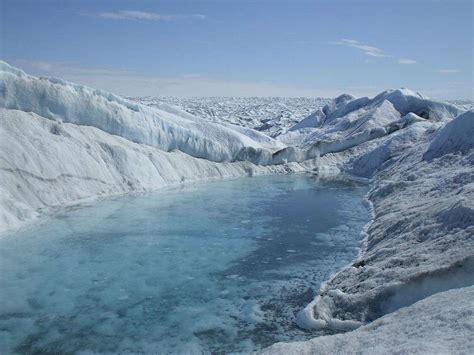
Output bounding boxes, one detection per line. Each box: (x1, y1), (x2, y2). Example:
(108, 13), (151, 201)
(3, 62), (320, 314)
(0, 175), (369, 353)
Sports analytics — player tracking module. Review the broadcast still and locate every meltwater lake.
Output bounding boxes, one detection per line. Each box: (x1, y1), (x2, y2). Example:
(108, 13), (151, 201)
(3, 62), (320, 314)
(0, 175), (369, 353)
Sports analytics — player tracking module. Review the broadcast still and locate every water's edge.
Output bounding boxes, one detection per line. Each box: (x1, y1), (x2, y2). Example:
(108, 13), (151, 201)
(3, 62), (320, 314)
(0, 173), (370, 353)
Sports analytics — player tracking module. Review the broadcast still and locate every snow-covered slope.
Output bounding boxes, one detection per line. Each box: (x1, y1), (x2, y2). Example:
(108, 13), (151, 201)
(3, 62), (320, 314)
(0, 61), (285, 164)
(423, 110), (474, 161)
(281, 88), (462, 153)
(296, 117), (474, 329)
(261, 286), (474, 354)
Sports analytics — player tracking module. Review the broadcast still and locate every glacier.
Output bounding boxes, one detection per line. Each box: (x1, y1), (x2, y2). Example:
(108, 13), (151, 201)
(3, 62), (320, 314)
(0, 61), (285, 164)
(0, 107), (304, 232)
(1, 60), (473, 353)
(129, 96), (331, 137)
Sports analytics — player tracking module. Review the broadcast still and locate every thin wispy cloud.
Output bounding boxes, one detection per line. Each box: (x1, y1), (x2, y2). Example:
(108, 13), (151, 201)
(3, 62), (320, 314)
(88, 10), (206, 21)
(10, 59), (135, 77)
(398, 58), (417, 65)
(438, 69), (459, 74)
(336, 39), (390, 58)
(336, 38), (418, 65)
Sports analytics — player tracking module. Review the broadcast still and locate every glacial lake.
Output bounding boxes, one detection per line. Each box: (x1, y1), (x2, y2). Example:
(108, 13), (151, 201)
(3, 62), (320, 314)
(0, 174), (369, 353)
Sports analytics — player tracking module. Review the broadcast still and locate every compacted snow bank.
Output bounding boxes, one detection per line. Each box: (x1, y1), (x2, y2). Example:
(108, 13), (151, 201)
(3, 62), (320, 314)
(423, 110), (474, 160)
(261, 286), (474, 354)
(0, 61), (285, 164)
(297, 110), (474, 328)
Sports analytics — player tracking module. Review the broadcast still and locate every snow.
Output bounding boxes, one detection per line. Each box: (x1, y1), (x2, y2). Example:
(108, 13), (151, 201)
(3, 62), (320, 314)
(292, 113), (474, 330)
(261, 286), (474, 354)
(447, 99), (474, 112)
(423, 110), (474, 161)
(131, 96), (330, 137)
(264, 93), (472, 352)
(0, 60), (310, 231)
(279, 88), (462, 152)
(0, 107), (307, 233)
(1, 60), (473, 353)
(0, 61), (285, 164)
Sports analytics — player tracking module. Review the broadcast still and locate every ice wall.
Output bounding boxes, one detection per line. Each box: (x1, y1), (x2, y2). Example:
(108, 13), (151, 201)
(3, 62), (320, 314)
(0, 61), (284, 164)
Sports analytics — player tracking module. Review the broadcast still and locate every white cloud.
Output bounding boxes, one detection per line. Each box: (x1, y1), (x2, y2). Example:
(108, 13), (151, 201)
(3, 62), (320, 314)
(336, 39), (419, 65)
(336, 38), (390, 58)
(398, 58), (417, 65)
(438, 69), (459, 74)
(87, 10), (206, 21)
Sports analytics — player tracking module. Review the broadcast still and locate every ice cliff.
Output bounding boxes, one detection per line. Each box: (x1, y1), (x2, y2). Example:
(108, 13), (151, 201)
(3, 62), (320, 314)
(0, 61), (284, 164)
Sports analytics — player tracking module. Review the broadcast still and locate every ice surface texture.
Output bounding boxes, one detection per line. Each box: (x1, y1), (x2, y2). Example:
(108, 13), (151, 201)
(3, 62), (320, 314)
(1, 60), (473, 353)
(261, 285), (474, 354)
(262, 107), (473, 352)
(0, 61), (307, 232)
(0, 61), (284, 164)
(0, 108), (304, 232)
(279, 88), (462, 156)
(297, 128), (474, 330)
(130, 96), (331, 137)
(424, 110), (474, 160)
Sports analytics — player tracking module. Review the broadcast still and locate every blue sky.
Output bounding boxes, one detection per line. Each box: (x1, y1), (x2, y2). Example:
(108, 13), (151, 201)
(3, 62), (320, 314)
(1, 0), (472, 98)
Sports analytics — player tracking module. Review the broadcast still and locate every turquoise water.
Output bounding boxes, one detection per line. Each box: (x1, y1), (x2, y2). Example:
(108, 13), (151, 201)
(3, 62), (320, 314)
(0, 175), (369, 353)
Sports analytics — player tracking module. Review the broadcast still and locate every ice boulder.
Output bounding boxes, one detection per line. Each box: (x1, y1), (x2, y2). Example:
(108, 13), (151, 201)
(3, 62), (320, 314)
(423, 110), (474, 161)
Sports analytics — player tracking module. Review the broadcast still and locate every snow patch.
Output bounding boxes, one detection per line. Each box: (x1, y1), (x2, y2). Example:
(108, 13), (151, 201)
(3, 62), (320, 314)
(423, 110), (474, 161)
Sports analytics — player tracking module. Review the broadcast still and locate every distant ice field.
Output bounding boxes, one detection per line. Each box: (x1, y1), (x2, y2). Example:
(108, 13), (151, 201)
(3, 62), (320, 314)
(129, 96), (331, 136)
(130, 96), (472, 137)
(0, 174), (369, 353)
